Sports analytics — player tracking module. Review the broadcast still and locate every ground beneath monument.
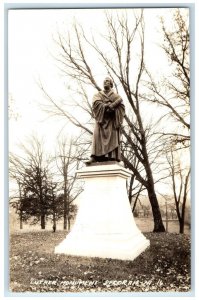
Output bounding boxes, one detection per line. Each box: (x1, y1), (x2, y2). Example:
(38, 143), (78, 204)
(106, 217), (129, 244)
(9, 231), (191, 293)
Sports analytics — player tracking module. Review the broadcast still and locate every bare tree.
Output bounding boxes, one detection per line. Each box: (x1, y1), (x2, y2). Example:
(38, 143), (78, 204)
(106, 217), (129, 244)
(55, 136), (84, 230)
(166, 146), (190, 233)
(47, 180), (60, 232)
(9, 179), (26, 229)
(144, 9), (190, 146)
(9, 136), (53, 229)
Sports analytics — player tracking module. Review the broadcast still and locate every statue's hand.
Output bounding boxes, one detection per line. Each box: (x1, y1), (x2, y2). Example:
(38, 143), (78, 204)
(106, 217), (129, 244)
(108, 103), (115, 110)
(104, 103), (109, 108)
(106, 105), (114, 113)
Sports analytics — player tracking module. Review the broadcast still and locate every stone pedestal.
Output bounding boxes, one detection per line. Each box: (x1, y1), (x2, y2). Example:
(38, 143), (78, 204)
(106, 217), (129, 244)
(55, 163), (150, 260)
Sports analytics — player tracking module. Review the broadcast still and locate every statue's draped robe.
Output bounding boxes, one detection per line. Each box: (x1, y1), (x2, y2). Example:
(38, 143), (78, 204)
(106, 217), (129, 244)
(91, 90), (125, 161)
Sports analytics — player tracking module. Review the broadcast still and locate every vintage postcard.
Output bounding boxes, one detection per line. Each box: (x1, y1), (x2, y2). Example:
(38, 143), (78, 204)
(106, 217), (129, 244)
(7, 3), (192, 296)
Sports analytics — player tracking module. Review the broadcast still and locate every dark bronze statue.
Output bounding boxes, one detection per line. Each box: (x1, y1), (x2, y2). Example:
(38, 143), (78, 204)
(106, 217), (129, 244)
(87, 77), (125, 164)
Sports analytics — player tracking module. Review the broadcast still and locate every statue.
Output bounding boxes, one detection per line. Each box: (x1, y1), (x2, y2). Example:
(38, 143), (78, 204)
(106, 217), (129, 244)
(87, 77), (125, 164)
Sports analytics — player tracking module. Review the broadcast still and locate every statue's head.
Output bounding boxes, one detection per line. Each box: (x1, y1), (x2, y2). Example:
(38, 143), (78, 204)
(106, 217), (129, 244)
(103, 77), (113, 89)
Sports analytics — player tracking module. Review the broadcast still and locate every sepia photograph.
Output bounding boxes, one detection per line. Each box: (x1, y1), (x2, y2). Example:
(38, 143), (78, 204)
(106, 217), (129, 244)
(8, 5), (191, 294)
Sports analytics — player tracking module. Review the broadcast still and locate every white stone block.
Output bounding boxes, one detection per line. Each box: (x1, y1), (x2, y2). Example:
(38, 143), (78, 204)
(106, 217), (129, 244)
(55, 163), (150, 260)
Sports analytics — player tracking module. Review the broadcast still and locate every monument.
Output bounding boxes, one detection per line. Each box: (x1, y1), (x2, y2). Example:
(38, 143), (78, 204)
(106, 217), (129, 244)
(55, 77), (150, 260)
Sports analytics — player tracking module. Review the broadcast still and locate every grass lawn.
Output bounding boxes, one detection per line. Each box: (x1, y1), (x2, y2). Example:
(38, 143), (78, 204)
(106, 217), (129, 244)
(9, 231), (191, 293)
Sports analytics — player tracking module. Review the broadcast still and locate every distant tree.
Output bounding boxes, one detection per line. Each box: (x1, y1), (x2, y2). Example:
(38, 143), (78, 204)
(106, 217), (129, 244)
(25, 166), (51, 229)
(9, 180), (29, 229)
(9, 137), (53, 229)
(49, 181), (58, 232)
(55, 137), (84, 230)
(166, 146), (190, 233)
(10, 134), (84, 231)
(47, 181), (65, 232)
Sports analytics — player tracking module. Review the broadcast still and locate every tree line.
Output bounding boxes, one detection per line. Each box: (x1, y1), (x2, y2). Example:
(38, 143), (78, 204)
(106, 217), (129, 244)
(9, 136), (83, 231)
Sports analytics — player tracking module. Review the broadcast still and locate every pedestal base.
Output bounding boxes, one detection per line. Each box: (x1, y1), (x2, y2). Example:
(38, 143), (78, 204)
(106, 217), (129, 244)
(55, 163), (150, 261)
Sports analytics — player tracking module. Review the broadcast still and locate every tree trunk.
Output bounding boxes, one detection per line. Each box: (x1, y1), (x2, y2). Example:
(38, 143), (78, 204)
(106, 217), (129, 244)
(144, 153), (165, 232)
(132, 197), (139, 212)
(122, 154), (165, 231)
(41, 214), (45, 229)
(68, 217), (71, 231)
(63, 204), (67, 230)
(63, 184), (67, 229)
(128, 175), (134, 203)
(18, 183), (23, 229)
(147, 186), (165, 232)
(179, 219), (184, 234)
(53, 213), (56, 232)
(20, 211), (23, 229)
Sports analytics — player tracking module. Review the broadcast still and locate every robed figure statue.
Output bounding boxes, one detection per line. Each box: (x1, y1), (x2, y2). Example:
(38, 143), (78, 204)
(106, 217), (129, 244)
(87, 77), (125, 164)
